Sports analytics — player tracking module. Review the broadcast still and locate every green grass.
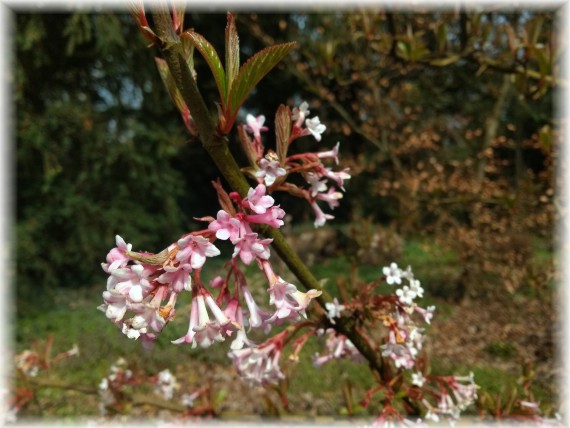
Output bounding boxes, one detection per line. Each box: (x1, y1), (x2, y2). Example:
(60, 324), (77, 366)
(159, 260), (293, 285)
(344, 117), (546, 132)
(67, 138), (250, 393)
(12, 234), (556, 418)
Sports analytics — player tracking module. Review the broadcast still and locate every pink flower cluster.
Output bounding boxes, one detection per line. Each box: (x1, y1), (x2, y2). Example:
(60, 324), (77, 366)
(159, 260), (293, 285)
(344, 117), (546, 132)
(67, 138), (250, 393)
(242, 101), (350, 227)
(99, 184), (321, 385)
(312, 328), (364, 368)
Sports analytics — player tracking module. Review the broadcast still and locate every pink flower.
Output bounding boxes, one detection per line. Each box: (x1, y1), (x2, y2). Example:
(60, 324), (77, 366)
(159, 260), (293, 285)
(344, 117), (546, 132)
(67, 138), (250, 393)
(304, 172), (328, 197)
(245, 184), (275, 214)
(242, 284), (273, 332)
(99, 289), (128, 324)
(194, 294), (239, 347)
(415, 305), (436, 325)
(245, 114), (268, 140)
(173, 294), (237, 348)
(255, 157), (287, 186)
(244, 206), (285, 228)
(312, 329), (363, 367)
(316, 187), (343, 210)
(172, 296), (199, 345)
(317, 142), (340, 164)
(176, 235), (220, 269)
(381, 342), (415, 369)
(208, 210), (242, 243)
(321, 167), (351, 190)
(106, 264), (154, 303)
(232, 233), (272, 264)
(224, 298), (257, 350)
(310, 201), (334, 228)
(228, 342), (285, 387)
(267, 277), (322, 323)
(102, 235), (132, 273)
(157, 264), (192, 293)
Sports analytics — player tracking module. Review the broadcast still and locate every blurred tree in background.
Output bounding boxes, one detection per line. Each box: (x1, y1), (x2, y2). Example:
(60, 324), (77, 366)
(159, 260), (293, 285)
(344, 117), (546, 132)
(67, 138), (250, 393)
(15, 8), (558, 306)
(241, 10), (558, 299)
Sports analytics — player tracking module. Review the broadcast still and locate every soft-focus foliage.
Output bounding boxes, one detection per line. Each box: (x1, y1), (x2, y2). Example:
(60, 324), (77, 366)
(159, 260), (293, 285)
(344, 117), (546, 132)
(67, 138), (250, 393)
(242, 10), (557, 298)
(15, 13), (220, 299)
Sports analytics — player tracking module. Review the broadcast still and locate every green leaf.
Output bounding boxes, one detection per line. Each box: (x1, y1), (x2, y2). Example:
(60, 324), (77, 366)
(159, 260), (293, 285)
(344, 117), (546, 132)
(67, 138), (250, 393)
(275, 104), (291, 166)
(430, 55), (460, 67)
(436, 23), (447, 52)
(183, 31), (227, 104)
(155, 58), (194, 133)
(225, 12), (240, 91)
(396, 41), (410, 60)
(155, 58), (185, 112)
(227, 42), (296, 120)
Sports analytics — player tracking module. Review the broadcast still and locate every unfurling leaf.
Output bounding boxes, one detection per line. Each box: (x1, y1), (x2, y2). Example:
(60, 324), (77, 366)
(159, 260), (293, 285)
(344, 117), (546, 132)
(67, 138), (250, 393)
(183, 31), (227, 103)
(155, 58), (197, 135)
(225, 12), (240, 91)
(238, 124), (259, 169)
(275, 104), (291, 166)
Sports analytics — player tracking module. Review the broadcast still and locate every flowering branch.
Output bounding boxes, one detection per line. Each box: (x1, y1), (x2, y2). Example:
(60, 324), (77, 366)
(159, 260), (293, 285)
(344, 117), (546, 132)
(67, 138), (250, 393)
(148, 8), (393, 380)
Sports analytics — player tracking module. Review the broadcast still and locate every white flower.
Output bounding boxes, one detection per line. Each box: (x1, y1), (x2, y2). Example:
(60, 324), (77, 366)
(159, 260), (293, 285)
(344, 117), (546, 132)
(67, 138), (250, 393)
(325, 298), (345, 324)
(409, 279), (424, 298)
(396, 286), (417, 305)
(411, 372), (426, 387)
(292, 101), (310, 123)
(305, 116), (326, 141)
(382, 262), (402, 285)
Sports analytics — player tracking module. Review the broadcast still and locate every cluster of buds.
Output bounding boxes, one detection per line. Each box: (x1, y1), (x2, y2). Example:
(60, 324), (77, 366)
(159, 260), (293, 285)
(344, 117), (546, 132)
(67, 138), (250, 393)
(99, 182), (321, 383)
(240, 101), (350, 228)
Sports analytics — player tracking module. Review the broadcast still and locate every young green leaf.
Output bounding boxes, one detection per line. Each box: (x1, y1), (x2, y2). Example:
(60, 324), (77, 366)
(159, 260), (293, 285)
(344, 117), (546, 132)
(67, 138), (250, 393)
(155, 57), (196, 134)
(225, 12), (240, 91)
(227, 42), (297, 124)
(183, 30), (227, 104)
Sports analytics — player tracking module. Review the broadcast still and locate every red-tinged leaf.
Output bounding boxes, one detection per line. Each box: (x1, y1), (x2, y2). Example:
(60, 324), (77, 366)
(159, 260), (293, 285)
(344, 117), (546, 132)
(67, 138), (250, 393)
(211, 179), (236, 215)
(183, 31), (227, 104)
(238, 124), (259, 168)
(180, 36), (196, 77)
(193, 216), (215, 223)
(172, 3), (185, 33)
(227, 42), (296, 120)
(275, 104), (291, 166)
(130, 2), (158, 44)
(155, 58), (197, 135)
(225, 12), (240, 90)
